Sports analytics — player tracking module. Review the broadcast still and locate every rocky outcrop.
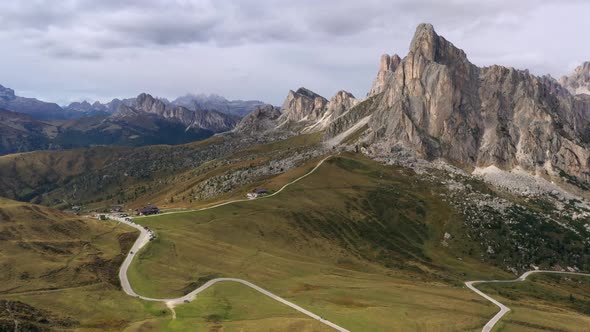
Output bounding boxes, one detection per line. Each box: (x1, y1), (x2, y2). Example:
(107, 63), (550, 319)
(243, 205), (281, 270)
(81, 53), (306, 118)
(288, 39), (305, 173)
(560, 62), (590, 95)
(368, 54), (401, 96)
(233, 104), (281, 135)
(277, 88), (328, 125)
(276, 88), (359, 134)
(326, 90), (358, 119)
(364, 23), (590, 184)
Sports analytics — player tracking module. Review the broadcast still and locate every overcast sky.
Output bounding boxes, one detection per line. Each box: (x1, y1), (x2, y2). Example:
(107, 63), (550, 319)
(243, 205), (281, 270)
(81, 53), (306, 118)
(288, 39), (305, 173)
(0, 0), (588, 106)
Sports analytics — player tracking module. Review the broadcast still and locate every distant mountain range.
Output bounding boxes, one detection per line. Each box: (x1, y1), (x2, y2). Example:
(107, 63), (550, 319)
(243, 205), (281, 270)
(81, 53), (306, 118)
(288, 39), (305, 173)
(0, 91), (249, 155)
(0, 87), (269, 155)
(0, 84), (266, 121)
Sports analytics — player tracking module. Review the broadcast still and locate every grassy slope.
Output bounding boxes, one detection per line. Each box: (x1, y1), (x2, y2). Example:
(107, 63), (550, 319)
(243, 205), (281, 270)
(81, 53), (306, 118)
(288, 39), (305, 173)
(477, 274), (590, 332)
(0, 197), (168, 330)
(128, 153), (507, 331)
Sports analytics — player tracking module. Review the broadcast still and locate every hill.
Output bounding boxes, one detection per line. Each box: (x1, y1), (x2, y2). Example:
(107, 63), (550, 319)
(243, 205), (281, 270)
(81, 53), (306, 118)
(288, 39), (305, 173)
(0, 197), (159, 330)
(127, 153), (590, 330)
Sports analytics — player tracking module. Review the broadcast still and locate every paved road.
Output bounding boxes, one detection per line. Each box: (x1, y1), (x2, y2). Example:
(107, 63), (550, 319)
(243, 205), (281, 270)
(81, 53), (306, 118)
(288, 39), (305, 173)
(466, 270), (590, 332)
(139, 155), (333, 219)
(116, 155), (350, 332)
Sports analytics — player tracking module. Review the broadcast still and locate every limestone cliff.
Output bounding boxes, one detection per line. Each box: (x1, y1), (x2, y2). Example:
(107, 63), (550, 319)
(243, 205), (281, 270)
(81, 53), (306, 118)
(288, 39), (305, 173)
(364, 23), (590, 183)
(368, 54), (401, 96)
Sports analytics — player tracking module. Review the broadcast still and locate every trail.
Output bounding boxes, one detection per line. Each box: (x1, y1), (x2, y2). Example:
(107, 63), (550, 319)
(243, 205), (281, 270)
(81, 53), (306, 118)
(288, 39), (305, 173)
(117, 155), (349, 332)
(466, 270), (590, 332)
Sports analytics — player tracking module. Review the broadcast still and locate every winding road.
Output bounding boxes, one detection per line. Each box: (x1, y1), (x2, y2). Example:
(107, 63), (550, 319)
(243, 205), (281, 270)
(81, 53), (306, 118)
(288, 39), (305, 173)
(115, 153), (589, 332)
(116, 155), (350, 332)
(466, 270), (590, 332)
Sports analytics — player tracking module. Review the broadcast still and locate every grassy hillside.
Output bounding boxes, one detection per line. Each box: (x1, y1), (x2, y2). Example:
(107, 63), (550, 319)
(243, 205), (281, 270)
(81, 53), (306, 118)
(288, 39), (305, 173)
(0, 133), (325, 211)
(127, 154), (504, 331)
(477, 274), (590, 331)
(0, 197), (166, 330)
(125, 153), (590, 331)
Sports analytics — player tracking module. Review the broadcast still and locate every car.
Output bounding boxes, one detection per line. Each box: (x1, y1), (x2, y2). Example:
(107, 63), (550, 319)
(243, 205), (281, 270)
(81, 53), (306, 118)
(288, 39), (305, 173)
(125, 218), (132, 222)
(130, 251), (134, 254)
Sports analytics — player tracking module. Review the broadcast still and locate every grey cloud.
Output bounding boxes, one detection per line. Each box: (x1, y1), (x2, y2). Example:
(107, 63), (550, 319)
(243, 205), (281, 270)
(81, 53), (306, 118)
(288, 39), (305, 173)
(0, 0), (588, 106)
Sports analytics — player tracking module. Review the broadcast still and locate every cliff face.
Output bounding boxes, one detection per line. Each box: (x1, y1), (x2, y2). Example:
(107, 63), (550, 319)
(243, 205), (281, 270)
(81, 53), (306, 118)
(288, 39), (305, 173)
(365, 23), (590, 182)
(276, 88), (358, 133)
(277, 88), (328, 125)
(368, 54), (401, 96)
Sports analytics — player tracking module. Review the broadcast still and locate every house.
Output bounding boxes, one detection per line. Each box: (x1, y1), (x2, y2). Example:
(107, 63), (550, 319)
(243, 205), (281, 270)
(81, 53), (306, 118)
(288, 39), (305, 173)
(247, 188), (269, 199)
(136, 204), (160, 216)
(110, 205), (124, 213)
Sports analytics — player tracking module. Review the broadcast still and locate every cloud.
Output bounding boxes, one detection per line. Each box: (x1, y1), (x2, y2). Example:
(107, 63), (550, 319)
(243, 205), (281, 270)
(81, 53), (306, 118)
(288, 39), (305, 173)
(0, 0), (588, 105)
(0, 0), (556, 56)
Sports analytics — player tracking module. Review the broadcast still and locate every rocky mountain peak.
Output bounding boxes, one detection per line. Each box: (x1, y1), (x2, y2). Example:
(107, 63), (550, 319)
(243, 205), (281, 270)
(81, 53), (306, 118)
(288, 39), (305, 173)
(363, 23), (590, 186)
(409, 23), (468, 65)
(369, 54), (402, 96)
(559, 62), (590, 95)
(134, 93), (167, 114)
(234, 104), (281, 134)
(277, 88), (328, 128)
(325, 90), (358, 121)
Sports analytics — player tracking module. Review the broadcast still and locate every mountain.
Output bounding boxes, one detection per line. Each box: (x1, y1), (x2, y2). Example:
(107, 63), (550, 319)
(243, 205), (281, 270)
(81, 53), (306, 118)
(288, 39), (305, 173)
(0, 92), (241, 155)
(233, 104), (282, 135)
(122, 93), (240, 132)
(368, 53), (401, 96)
(275, 87), (358, 134)
(343, 23), (590, 187)
(171, 93), (266, 117)
(0, 109), (57, 155)
(63, 100), (110, 116)
(560, 62), (590, 95)
(0, 85), (66, 120)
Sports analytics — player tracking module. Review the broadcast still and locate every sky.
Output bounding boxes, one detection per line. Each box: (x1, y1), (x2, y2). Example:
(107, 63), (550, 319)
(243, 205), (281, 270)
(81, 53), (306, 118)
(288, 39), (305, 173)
(0, 0), (588, 106)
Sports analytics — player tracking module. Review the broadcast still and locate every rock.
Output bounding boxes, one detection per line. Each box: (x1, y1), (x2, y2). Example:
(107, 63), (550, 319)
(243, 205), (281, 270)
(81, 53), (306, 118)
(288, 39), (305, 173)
(364, 23), (590, 185)
(278, 87), (328, 125)
(559, 62), (590, 95)
(368, 54), (401, 96)
(233, 104), (282, 135)
(113, 92), (239, 133)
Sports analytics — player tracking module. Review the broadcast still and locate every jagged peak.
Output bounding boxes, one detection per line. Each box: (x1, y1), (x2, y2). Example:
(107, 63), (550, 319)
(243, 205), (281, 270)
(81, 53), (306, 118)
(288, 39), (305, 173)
(332, 90), (355, 99)
(379, 54), (402, 72)
(294, 87), (325, 100)
(409, 23), (468, 64)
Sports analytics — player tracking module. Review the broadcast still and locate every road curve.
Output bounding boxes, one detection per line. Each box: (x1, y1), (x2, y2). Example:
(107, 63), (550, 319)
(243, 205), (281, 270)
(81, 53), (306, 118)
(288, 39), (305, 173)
(117, 155), (350, 332)
(466, 270), (590, 332)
